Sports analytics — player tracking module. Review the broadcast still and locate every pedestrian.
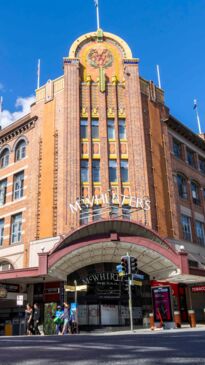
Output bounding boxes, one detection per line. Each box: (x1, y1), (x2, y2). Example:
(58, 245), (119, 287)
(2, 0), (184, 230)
(61, 302), (70, 335)
(33, 303), (41, 335)
(24, 303), (33, 335)
(54, 305), (64, 335)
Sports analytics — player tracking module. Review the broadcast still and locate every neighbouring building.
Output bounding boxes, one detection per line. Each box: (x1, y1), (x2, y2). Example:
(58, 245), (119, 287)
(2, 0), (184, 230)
(0, 28), (205, 334)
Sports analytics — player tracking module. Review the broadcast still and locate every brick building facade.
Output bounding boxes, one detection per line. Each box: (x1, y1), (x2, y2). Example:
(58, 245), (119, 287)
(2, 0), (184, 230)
(0, 29), (205, 332)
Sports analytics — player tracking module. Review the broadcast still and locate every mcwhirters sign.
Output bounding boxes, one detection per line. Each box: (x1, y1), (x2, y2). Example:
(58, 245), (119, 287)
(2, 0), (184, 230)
(68, 192), (151, 213)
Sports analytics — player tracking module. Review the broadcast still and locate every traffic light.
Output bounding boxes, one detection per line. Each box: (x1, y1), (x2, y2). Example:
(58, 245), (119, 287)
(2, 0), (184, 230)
(121, 256), (128, 274)
(130, 256), (137, 274)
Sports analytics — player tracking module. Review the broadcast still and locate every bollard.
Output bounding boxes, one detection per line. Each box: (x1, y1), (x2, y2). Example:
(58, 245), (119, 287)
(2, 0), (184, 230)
(188, 310), (196, 328)
(149, 313), (155, 330)
(174, 311), (181, 328)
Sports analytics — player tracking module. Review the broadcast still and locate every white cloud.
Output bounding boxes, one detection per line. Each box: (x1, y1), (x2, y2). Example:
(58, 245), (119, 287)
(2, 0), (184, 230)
(0, 95), (35, 129)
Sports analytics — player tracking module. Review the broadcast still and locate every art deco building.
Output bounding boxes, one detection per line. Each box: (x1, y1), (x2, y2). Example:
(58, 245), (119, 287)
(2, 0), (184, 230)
(0, 28), (205, 332)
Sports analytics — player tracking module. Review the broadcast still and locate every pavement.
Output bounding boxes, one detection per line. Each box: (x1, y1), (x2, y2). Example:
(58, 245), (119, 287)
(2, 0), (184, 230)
(0, 327), (205, 365)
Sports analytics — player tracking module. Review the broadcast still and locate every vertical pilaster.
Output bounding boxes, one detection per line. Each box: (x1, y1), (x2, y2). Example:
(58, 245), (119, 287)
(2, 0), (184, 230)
(64, 59), (80, 230)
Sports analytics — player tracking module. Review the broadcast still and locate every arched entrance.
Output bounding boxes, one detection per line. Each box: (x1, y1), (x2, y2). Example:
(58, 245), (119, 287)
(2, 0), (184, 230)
(48, 220), (188, 327)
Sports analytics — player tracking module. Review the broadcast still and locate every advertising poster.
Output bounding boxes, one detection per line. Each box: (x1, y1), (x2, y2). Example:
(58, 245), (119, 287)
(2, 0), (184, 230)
(44, 302), (57, 335)
(152, 286), (173, 322)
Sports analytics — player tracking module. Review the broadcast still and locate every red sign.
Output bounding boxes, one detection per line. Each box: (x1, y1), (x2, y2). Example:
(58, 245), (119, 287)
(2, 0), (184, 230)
(192, 286), (205, 293)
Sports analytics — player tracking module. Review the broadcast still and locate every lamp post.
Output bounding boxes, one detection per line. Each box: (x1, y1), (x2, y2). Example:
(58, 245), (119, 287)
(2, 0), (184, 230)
(74, 280), (78, 333)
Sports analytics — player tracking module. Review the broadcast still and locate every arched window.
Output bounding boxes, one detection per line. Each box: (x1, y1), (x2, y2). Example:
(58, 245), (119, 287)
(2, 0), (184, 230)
(0, 261), (14, 271)
(0, 148), (9, 168)
(176, 173), (187, 199)
(191, 181), (201, 205)
(15, 140), (26, 161)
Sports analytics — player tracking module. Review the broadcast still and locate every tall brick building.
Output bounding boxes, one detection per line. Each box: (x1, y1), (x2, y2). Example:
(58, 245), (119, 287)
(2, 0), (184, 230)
(0, 28), (205, 331)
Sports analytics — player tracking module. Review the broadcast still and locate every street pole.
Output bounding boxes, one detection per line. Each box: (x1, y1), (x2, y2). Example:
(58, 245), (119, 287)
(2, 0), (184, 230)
(127, 252), (133, 331)
(74, 280), (78, 333)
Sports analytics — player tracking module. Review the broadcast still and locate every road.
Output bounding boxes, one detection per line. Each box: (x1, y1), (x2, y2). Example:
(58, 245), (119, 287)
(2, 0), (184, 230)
(0, 328), (205, 365)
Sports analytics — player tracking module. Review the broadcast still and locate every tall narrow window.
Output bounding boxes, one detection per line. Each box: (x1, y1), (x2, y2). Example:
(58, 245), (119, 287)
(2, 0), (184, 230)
(93, 205), (101, 222)
(173, 139), (182, 159)
(92, 160), (100, 182)
(13, 171), (24, 200)
(107, 120), (115, 139)
(195, 220), (205, 245)
(109, 160), (117, 182)
(92, 120), (99, 139)
(181, 215), (192, 242)
(191, 181), (200, 205)
(80, 120), (88, 139)
(122, 205), (131, 220)
(15, 140), (26, 161)
(121, 160), (128, 182)
(80, 206), (89, 225)
(0, 179), (7, 206)
(0, 148), (9, 168)
(11, 213), (22, 244)
(199, 157), (205, 174)
(110, 205), (119, 218)
(119, 119), (126, 139)
(176, 174), (187, 199)
(0, 219), (4, 246)
(81, 160), (89, 182)
(187, 148), (196, 168)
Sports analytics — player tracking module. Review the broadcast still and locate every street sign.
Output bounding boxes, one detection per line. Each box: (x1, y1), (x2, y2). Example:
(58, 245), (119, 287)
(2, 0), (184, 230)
(0, 286), (7, 298)
(133, 274), (144, 280)
(131, 280), (142, 287)
(64, 284), (87, 292)
(16, 295), (24, 306)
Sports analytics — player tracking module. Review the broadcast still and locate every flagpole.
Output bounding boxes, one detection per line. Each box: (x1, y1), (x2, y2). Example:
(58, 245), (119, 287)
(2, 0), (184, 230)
(156, 65), (161, 89)
(94, 0), (100, 29)
(194, 99), (202, 134)
(37, 59), (40, 89)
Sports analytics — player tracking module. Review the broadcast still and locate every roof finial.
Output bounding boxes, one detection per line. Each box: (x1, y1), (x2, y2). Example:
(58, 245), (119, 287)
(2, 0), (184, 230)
(94, 0), (100, 29)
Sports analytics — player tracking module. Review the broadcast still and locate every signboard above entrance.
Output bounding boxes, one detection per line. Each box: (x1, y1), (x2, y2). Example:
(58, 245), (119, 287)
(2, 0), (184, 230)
(68, 192), (151, 213)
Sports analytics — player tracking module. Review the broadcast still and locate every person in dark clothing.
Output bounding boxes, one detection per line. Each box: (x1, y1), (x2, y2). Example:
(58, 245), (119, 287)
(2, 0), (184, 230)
(24, 304), (33, 335)
(33, 303), (41, 335)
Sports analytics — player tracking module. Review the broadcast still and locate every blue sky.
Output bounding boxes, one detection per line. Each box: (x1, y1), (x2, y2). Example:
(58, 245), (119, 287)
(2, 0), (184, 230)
(0, 0), (205, 132)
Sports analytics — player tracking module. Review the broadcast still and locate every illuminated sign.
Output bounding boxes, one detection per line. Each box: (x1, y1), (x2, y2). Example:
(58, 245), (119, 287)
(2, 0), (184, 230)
(192, 286), (205, 293)
(69, 193), (151, 213)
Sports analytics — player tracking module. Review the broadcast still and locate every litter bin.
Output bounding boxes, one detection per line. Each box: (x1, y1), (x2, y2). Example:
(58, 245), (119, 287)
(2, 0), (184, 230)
(174, 311), (181, 328)
(188, 310), (196, 328)
(5, 321), (12, 336)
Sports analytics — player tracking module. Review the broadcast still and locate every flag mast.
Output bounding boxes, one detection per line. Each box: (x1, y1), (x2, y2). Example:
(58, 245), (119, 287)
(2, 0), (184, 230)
(37, 59), (41, 89)
(94, 0), (100, 29)
(156, 64), (161, 89)
(193, 99), (202, 134)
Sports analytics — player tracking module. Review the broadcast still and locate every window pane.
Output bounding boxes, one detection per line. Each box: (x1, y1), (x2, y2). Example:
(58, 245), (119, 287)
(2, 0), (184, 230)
(92, 120), (99, 139)
(93, 205), (101, 222)
(191, 181), (200, 205)
(187, 148), (195, 167)
(92, 160), (100, 182)
(80, 120), (88, 139)
(110, 205), (119, 218)
(15, 141), (26, 161)
(0, 219), (4, 246)
(80, 207), (89, 225)
(177, 174), (187, 199)
(11, 213), (22, 244)
(121, 160), (128, 182)
(195, 220), (205, 245)
(119, 119), (126, 139)
(181, 215), (192, 241)
(108, 120), (115, 139)
(0, 149), (9, 168)
(81, 160), (88, 182)
(109, 160), (117, 182)
(13, 171), (24, 200)
(0, 179), (7, 206)
(173, 140), (182, 159)
(199, 158), (205, 174)
(122, 205), (131, 220)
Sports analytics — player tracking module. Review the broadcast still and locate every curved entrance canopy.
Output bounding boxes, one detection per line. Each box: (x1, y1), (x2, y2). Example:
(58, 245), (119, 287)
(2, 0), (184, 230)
(48, 220), (188, 282)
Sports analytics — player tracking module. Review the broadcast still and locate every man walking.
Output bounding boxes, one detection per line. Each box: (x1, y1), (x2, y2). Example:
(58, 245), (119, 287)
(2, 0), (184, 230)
(33, 303), (41, 335)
